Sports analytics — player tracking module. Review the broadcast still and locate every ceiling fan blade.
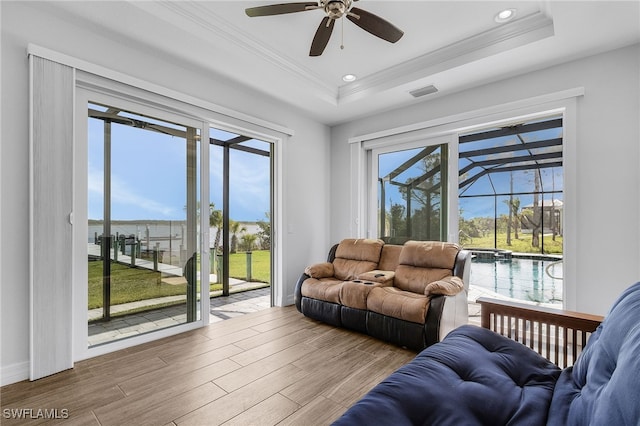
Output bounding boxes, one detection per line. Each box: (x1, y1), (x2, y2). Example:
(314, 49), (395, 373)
(310, 17), (335, 57)
(347, 7), (404, 43)
(245, 2), (318, 17)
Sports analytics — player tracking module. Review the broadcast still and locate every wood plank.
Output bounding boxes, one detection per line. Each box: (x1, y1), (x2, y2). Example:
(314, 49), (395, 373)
(158, 328), (257, 364)
(174, 364), (309, 425)
(234, 318), (315, 351)
(282, 348), (373, 406)
(323, 351), (414, 407)
(0, 306), (424, 426)
(278, 395), (346, 426)
(213, 343), (317, 393)
(229, 328), (317, 366)
(220, 393), (299, 426)
(95, 382), (226, 426)
(119, 358), (240, 396)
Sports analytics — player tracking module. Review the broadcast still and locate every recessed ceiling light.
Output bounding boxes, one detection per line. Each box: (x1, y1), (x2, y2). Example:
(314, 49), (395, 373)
(495, 8), (516, 23)
(342, 74), (357, 82)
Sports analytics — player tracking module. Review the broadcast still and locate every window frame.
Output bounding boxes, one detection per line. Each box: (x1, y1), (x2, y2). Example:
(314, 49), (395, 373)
(349, 90), (581, 310)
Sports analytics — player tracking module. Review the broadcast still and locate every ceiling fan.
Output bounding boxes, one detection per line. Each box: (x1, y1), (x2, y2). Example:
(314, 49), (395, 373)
(245, 0), (404, 56)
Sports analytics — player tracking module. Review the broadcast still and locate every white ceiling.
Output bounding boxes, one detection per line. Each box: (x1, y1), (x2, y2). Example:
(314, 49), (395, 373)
(47, 1), (640, 125)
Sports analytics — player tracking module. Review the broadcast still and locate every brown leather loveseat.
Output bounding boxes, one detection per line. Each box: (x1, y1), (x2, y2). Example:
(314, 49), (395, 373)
(294, 238), (471, 350)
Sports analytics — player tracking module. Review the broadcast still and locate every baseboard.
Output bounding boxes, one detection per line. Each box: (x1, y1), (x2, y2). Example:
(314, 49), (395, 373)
(1, 361), (29, 386)
(284, 294), (294, 306)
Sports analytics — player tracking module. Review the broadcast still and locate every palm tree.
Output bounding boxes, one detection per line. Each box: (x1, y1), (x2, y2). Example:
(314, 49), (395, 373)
(229, 220), (247, 253)
(209, 203), (223, 254)
(241, 233), (258, 252)
(511, 198), (521, 240)
(531, 171), (542, 248)
(505, 171), (514, 246)
(256, 212), (271, 250)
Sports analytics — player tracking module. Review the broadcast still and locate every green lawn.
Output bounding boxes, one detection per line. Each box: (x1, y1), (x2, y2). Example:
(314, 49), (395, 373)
(461, 233), (563, 254)
(88, 261), (186, 309)
(228, 250), (270, 283)
(88, 250), (271, 309)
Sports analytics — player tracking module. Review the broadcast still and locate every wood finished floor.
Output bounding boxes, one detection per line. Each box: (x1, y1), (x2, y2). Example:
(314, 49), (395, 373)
(1, 306), (419, 425)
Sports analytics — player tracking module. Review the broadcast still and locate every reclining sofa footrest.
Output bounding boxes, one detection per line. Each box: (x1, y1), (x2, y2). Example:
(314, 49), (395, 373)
(341, 306), (368, 334)
(367, 311), (425, 351)
(300, 297), (341, 327)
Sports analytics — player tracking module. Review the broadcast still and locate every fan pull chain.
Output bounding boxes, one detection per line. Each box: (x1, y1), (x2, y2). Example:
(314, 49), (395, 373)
(340, 17), (345, 50)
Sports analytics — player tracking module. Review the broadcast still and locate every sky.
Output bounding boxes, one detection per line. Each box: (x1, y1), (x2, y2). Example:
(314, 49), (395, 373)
(88, 107), (271, 222)
(88, 104), (562, 224)
(378, 124), (564, 221)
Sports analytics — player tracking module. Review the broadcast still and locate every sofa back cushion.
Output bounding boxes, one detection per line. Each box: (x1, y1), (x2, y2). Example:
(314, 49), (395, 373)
(332, 238), (384, 281)
(394, 241), (460, 294)
(378, 244), (403, 271)
(547, 282), (640, 425)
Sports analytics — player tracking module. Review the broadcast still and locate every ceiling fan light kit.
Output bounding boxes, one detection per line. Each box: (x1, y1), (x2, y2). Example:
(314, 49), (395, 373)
(245, 0), (404, 56)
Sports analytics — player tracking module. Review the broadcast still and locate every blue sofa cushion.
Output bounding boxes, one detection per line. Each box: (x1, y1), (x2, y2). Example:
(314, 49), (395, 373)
(334, 324), (561, 426)
(547, 282), (640, 425)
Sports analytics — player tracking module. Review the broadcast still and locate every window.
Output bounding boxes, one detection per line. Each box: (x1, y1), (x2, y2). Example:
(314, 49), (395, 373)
(458, 115), (563, 254)
(374, 143), (448, 243)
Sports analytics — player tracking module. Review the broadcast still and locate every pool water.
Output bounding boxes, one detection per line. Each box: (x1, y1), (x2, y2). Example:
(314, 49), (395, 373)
(470, 257), (563, 304)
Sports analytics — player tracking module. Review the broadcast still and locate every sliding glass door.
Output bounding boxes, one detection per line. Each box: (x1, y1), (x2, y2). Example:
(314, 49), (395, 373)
(209, 127), (273, 304)
(86, 100), (201, 347)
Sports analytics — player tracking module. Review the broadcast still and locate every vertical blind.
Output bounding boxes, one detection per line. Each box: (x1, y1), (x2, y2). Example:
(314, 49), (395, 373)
(30, 55), (74, 380)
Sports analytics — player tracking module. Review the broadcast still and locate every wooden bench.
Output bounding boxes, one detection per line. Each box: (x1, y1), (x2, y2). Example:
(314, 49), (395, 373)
(477, 297), (603, 368)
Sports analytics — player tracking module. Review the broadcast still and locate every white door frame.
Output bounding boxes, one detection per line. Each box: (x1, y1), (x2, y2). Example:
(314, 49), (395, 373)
(73, 87), (210, 361)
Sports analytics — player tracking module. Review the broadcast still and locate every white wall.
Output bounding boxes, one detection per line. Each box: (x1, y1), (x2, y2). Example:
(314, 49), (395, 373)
(331, 44), (640, 316)
(0, 2), (331, 384)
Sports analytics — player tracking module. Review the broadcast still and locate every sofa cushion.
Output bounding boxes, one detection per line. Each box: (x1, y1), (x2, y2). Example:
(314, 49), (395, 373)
(300, 277), (344, 304)
(334, 325), (561, 426)
(378, 244), (402, 271)
(399, 240), (460, 269)
(394, 265), (453, 294)
(340, 281), (382, 310)
(367, 286), (430, 324)
(394, 241), (460, 293)
(547, 281), (640, 425)
(332, 238), (384, 280)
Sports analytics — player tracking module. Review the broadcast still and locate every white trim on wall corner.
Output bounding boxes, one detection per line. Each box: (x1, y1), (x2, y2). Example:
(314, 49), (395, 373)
(26, 44), (295, 138)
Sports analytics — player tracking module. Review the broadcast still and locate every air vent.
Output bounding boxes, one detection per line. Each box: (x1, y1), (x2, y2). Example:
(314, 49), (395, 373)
(410, 85), (438, 98)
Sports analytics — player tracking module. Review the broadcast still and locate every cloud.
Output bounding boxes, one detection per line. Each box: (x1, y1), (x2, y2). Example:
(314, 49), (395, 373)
(88, 166), (180, 219)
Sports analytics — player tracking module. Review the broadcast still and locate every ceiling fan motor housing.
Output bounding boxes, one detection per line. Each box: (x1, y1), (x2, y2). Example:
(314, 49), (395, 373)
(324, 0), (352, 19)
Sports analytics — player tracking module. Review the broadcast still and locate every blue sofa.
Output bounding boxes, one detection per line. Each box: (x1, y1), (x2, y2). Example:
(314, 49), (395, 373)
(334, 282), (640, 425)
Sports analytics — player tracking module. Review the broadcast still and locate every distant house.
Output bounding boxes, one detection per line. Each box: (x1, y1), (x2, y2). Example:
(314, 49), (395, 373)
(521, 200), (563, 236)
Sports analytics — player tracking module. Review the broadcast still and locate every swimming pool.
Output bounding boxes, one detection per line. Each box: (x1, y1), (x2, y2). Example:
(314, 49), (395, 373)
(470, 257), (563, 304)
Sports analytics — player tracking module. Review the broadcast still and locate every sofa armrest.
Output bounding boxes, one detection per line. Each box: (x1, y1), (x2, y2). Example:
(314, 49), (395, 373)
(453, 249), (471, 291)
(477, 297), (603, 368)
(425, 291), (469, 346)
(304, 262), (334, 279)
(294, 273), (310, 312)
(424, 276), (464, 296)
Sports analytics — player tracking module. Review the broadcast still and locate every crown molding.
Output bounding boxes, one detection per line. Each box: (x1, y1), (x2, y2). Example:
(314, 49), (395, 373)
(338, 11), (555, 103)
(144, 1), (339, 102)
(128, 2), (554, 108)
